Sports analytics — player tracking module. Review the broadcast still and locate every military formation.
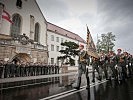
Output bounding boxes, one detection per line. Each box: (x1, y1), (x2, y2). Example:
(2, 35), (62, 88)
(0, 61), (59, 78)
(74, 44), (133, 90)
(91, 49), (133, 84)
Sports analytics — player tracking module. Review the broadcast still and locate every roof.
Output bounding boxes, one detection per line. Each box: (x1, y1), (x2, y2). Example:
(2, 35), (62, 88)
(47, 22), (86, 44)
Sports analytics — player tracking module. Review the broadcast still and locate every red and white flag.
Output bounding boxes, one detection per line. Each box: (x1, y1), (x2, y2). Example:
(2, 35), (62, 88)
(2, 10), (13, 24)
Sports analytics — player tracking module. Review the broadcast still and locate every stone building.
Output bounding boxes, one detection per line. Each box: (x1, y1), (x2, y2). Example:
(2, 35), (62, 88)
(0, 0), (48, 63)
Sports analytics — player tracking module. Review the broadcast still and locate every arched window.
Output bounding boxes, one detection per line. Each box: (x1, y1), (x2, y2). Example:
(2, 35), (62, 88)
(34, 23), (40, 42)
(10, 14), (22, 36)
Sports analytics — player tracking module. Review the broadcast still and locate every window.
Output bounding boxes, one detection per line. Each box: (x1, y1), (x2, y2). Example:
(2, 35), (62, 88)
(51, 45), (54, 51)
(34, 23), (40, 42)
(61, 47), (64, 50)
(51, 35), (54, 41)
(51, 58), (54, 65)
(56, 37), (59, 42)
(30, 15), (34, 39)
(56, 58), (59, 66)
(16, 0), (22, 8)
(61, 38), (63, 43)
(11, 14), (22, 37)
(56, 46), (59, 52)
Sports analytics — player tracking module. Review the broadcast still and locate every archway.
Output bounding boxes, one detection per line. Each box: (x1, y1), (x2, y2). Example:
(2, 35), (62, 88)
(12, 53), (31, 63)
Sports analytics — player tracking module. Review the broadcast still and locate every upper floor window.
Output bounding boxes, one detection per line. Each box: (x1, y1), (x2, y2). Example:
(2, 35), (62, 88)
(10, 14), (22, 37)
(56, 37), (59, 42)
(61, 38), (63, 43)
(16, 0), (22, 9)
(51, 45), (54, 51)
(51, 35), (54, 41)
(61, 47), (64, 50)
(34, 23), (40, 42)
(56, 46), (59, 52)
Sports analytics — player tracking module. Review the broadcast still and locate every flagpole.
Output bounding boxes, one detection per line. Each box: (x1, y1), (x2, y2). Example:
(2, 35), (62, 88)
(0, 2), (4, 34)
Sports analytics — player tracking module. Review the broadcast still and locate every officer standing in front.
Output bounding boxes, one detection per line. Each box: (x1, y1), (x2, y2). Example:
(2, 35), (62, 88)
(74, 44), (90, 90)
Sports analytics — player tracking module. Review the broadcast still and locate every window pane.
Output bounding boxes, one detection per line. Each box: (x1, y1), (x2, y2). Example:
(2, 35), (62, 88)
(61, 38), (63, 43)
(51, 35), (54, 41)
(61, 47), (64, 50)
(51, 58), (54, 64)
(56, 46), (59, 51)
(57, 58), (59, 66)
(56, 37), (59, 42)
(51, 45), (54, 51)
(11, 14), (21, 36)
(34, 23), (40, 42)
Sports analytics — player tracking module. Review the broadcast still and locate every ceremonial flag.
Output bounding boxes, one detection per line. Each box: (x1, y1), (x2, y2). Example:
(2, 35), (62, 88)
(2, 10), (13, 24)
(86, 26), (99, 58)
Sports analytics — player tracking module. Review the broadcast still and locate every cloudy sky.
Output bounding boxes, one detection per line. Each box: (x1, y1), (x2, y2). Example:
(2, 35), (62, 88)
(37, 0), (133, 53)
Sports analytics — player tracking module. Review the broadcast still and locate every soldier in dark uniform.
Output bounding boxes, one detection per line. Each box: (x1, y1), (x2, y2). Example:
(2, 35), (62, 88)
(74, 44), (90, 90)
(126, 53), (132, 77)
(116, 49), (127, 83)
(107, 51), (117, 80)
(29, 62), (33, 76)
(0, 60), (4, 78)
(4, 61), (11, 78)
(38, 63), (42, 75)
(36, 63), (40, 75)
(91, 57), (101, 83)
(48, 65), (51, 75)
(55, 65), (58, 74)
(32, 63), (36, 76)
(99, 51), (108, 80)
(10, 61), (16, 77)
(42, 64), (45, 75)
(25, 62), (29, 76)
(20, 62), (25, 77)
(129, 55), (133, 75)
(52, 65), (55, 74)
(57, 65), (59, 74)
(16, 62), (21, 77)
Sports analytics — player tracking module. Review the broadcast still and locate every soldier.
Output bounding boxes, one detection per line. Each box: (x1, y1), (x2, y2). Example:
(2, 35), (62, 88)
(20, 62), (25, 77)
(30, 62), (34, 76)
(107, 51), (117, 80)
(116, 49), (127, 83)
(45, 65), (48, 75)
(99, 51), (108, 80)
(16, 61), (21, 77)
(4, 61), (11, 78)
(48, 65), (51, 75)
(127, 53), (132, 77)
(129, 55), (133, 75)
(52, 65), (55, 74)
(10, 61), (16, 77)
(73, 44), (90, 90)
(91, 57), (101, 83)
(25, 62), (29, 76)
(0, 60), (4, 78)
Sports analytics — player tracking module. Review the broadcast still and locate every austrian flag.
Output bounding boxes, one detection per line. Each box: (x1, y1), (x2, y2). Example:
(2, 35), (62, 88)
(2, 10), (13, 24)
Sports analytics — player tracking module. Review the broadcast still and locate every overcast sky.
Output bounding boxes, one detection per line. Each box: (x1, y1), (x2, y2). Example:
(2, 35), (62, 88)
(37, 0), (133, 54)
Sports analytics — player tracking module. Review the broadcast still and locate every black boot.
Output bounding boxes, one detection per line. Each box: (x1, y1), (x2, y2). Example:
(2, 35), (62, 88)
(92, 79), (95, 83)
(74, 77), (81, 90)
(97, 76), (102, 81)
(86, 76), (90, 89)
